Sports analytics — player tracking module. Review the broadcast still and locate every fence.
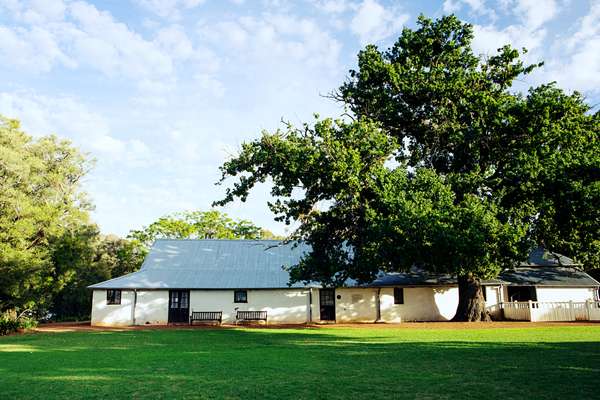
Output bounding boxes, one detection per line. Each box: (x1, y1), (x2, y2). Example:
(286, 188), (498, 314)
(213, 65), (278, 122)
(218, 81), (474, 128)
(496, 300), (600, 322)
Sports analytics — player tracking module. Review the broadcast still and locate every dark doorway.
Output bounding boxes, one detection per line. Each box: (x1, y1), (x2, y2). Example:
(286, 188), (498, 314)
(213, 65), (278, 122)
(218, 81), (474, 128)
(319, 289), (335, 321)
(507, 286), (537, 302)
(168, 290), (190, 323)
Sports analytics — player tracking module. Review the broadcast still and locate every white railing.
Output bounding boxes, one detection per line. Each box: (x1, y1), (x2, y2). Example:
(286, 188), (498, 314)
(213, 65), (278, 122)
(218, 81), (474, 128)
(500, 301), (531, 321)
(497, 300), (600, 322)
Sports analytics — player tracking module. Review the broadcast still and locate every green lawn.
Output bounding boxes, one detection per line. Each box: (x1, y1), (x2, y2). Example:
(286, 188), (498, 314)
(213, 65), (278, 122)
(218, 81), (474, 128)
(1, 325), (599, 399)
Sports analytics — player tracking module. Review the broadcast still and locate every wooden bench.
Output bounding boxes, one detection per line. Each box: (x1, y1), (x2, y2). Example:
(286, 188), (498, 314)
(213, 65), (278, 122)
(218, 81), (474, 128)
(236, 310), (267, 324)
(190, 311), (222, 325)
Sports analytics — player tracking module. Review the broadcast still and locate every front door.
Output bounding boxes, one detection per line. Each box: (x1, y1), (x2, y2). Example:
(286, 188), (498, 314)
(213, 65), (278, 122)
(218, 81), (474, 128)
(168, 290), (190, 323)
(319, 289), (335, 321)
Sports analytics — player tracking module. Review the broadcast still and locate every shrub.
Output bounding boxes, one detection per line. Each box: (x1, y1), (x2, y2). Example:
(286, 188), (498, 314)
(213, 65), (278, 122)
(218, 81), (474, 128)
(0, 311), (38, 336)
(0, 313), (19, 336)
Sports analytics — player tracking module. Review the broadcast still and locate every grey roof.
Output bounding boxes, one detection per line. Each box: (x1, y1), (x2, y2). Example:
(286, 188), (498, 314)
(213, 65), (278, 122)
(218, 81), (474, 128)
(368, 271), (504, 287)
(497, 267), (599, 287)
(89, 239), (311, 289)
(89, 240), (599, 289)
(523, 247), (579, 267)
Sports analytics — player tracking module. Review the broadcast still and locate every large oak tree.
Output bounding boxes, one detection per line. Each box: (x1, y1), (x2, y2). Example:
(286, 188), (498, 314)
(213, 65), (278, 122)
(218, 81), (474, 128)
(215, 15), (598, 321)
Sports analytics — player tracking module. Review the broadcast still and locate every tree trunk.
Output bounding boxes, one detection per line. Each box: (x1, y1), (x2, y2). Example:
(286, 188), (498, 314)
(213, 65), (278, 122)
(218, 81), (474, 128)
(452, 273), (490, 322)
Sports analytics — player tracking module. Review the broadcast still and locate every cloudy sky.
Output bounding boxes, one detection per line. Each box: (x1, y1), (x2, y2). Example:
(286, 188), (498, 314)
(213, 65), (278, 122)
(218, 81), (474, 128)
(0, 0), (598, 237)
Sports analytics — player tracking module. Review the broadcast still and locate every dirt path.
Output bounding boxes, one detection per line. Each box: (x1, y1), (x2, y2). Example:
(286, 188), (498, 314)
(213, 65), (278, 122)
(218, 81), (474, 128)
(32, 320), (599, 333)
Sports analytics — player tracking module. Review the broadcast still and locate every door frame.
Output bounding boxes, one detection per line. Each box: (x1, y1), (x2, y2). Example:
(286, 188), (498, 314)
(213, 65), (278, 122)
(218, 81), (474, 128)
(319, 288), (336, 321)
(168, 290), (190, 323)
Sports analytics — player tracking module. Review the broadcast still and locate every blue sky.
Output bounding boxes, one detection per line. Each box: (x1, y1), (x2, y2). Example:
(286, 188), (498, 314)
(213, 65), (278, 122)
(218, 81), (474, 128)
(1, 0), (598, 237)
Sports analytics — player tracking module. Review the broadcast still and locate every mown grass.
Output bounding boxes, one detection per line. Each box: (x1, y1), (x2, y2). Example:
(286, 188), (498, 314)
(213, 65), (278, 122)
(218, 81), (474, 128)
(1, 325), (599, 399)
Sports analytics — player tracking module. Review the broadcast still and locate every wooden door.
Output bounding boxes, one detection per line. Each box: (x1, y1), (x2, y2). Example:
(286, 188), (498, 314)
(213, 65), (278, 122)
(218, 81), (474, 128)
(168, 290), (190, 323)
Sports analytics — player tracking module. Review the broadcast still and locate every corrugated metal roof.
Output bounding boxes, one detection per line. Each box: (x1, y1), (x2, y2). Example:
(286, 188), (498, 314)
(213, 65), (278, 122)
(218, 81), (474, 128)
(497, 267), (600, 287)
(88, 240), (599, 289)
(368, 271), (504, 287)
(89, 239), (311, 289)
(523, 247), (578, 267)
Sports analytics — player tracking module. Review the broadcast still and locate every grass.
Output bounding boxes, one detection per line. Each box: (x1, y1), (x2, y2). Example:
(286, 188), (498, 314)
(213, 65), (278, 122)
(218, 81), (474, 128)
(1, 325), (600, 399)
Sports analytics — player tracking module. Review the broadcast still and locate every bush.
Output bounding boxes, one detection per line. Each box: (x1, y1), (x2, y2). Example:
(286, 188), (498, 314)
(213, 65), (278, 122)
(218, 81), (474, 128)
(0, 311), (38, 336)
(0, 313), (19, 336)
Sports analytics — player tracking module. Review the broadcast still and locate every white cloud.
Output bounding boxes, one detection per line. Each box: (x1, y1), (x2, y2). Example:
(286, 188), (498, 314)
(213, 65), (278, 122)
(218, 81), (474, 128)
(470, 0), (559, 58)
(443, 0), (485, 14)
(155, 25), (194, 61)
(311, 0), (354, 13)
(539, 0), (600, 91)
(0, 25), (74, 72)
(68, 1), (173, 79)
(134, 0), (206, 19)
(0, 90), (155, 165)
(513, 0), (558, 29)
(350, 0), (409, 44)
(201, 13), (341, 71)
(472, 24), (547, 55)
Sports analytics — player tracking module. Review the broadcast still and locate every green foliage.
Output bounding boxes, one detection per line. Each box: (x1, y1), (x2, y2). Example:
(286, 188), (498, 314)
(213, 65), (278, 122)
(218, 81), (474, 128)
(338, 14), (541, 174)
(0, 116), (93, 314)
(0, 313), (19, 336)
(216, 14), (598, 320)
(337, 15), (599, 270)
(0, 311), (38, 336)
(49, 230), (146, 321)
(128, 209), (283, 248)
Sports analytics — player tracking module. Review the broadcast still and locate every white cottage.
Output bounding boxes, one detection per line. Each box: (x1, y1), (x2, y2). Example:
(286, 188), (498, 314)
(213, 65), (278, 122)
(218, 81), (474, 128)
(89, 240), (600, 326)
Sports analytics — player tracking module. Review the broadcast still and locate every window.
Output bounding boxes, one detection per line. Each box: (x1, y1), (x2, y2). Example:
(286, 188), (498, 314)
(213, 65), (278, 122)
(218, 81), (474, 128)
(107, 289), (121, 305)
(394, 288), (404, 304)
(234, 290), (248, 303)
(170, 291), (180, 308)
(180, 291), (189, 308)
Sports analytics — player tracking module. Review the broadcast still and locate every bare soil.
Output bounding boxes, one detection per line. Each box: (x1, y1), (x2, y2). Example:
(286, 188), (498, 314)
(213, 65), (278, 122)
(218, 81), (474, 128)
(32, 320), (600, 334)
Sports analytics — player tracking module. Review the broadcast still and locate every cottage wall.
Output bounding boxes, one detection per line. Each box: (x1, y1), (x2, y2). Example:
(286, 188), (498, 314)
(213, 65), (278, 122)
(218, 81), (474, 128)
(134, 290), (169, 325)
(379, 287), (459, 322)
(535, 287), (597, 302)
(91, 289), (135, 326)
(190, 289), (310, 324)
(335, 288), (378, 322)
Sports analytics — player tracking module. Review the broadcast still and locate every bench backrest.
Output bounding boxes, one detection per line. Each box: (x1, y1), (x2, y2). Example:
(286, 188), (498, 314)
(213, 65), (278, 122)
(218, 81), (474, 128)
(191, 311), (222, 320)
(236, 310), (267, 320)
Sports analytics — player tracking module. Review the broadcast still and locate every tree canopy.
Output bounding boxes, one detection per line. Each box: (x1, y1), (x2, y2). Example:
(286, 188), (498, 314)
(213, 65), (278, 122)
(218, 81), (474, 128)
(0, 116), (93, 313)
(216, 15), (599, 321)
(127, 209), (283, 249)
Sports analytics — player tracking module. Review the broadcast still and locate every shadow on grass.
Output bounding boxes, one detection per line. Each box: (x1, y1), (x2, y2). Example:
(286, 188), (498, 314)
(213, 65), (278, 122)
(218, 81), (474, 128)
(1, 328), (599, 399)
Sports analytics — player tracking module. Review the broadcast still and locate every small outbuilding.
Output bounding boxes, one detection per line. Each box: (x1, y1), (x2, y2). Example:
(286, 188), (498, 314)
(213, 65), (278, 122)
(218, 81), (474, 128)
(89, 240), (599, 326)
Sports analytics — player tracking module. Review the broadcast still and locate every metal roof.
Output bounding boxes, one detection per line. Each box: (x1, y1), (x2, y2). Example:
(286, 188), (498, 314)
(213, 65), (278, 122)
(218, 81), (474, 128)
(89, 240), (599, 289)
(368, 271), (504, 287)
(497, 267), (600, 287)
(89, 239), (312, 290)
(523, 247), (579, 267)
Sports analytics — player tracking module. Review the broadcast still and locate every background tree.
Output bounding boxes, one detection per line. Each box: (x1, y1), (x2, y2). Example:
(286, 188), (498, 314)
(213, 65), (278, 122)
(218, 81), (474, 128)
(128, 209), (283, 249)
(216, 15), (599, 321)
(50, 230), (146, 320)
(0, 116), (93, 315)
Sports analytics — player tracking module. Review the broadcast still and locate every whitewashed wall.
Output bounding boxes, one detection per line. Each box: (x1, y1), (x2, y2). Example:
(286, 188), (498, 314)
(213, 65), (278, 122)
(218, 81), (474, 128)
(190, 289), (310, 324)
(134, 291), (169, 325)
(484, 286), (502, 307)
(91, 289), (134, 326)
(380, 287), (459, 322)
(335, 288), (378, 322)
(536, 287), (596, 302)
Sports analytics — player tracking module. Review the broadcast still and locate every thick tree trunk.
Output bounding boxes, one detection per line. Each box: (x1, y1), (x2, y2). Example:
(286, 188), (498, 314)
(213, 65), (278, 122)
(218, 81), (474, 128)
(452, 273), (491, 322)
